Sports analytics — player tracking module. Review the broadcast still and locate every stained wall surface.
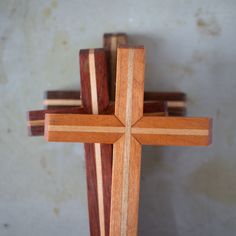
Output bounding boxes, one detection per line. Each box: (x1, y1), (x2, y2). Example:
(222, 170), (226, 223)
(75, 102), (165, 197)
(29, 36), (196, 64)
(0, 0), (236, 235)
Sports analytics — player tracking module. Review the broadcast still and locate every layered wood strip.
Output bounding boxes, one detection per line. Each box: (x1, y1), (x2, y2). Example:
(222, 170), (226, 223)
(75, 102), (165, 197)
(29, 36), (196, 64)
(44, 91), (81, 109)
(44, 90), (183, 115)
(27, 107), (84, 136)
(144, 91), (186, 116)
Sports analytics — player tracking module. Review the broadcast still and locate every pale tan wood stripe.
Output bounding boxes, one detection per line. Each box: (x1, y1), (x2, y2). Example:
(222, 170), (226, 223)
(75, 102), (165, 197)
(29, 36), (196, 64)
(121, 48), (134, 236)
(94, 143), (105, 236)
(132, 127), (209, 136)
(111, 36), (117, 53)
(43, 99), (82, 106)
(89, 49), (99, 115)
(28, 120), (44, 126)
(48, 125), (125, 133)
(167, 101), (186, 108)
(89, 49), (105, 236)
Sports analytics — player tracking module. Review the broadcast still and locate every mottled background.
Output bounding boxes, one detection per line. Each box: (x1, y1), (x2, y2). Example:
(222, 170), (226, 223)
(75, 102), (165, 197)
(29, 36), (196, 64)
(0, 0), (236, 235)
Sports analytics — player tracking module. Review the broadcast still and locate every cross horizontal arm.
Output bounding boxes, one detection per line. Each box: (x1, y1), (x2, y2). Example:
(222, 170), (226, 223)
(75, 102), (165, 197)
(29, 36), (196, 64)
(132, 116), (212, 146)
(28, 101), (167, 137)
(45, 114), (124, 143)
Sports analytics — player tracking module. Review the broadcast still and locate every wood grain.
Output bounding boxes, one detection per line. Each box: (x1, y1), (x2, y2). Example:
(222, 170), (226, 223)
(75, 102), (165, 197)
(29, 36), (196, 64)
(114, 46), (144, 125)
(45, 114), (123, 143)
(103, 33), (128, 100)
(80, 48), (111, 236)
(110, 46), (145, 236)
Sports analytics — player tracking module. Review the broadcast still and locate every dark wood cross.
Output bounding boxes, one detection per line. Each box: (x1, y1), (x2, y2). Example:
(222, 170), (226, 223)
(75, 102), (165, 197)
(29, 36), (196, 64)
(44, 46), (212, 236)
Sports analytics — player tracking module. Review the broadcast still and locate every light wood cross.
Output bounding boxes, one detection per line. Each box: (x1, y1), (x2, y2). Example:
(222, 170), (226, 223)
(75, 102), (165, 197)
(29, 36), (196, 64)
(45, 46), (212, 236)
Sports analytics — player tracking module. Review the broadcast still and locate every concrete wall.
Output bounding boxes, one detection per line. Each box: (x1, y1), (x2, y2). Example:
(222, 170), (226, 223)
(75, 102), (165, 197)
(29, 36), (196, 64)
(0, 0), (236, 235)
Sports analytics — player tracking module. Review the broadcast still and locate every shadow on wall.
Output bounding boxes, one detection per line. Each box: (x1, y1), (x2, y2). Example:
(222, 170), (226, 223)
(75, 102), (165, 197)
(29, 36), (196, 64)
(129, 34), (180, 236)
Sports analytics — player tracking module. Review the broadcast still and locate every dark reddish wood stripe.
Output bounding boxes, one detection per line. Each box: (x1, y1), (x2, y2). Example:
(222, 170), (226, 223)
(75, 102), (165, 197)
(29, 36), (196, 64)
(168, 108), (186, 116)
(46, 91), (185, 102)
(94, 49), (110, 114)
(45, 105), (81, 110)
(45, 91), (80, 100)
(143, 101), (167, 114)
(84, 143), (101, 236)
(29, 126), (44, 136)
(80, 50), (92, 113)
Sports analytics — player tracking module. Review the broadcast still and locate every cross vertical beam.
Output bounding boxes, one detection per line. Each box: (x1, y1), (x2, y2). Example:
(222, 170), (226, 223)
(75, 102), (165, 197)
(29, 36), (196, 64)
(80, 48), (111, 236)
(110, 46), (144, 236)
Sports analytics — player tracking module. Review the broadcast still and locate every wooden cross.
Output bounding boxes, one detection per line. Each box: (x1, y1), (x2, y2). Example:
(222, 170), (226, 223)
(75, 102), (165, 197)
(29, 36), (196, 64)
(28, 48), (166, 236)
(27, 41), (167, 236)
(44, 46), (212, 235)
